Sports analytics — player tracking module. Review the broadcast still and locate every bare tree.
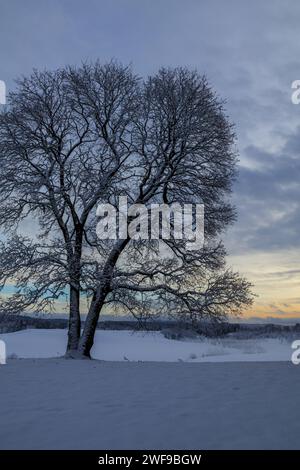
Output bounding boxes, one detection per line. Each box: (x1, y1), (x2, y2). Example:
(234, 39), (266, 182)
(0, 62), (253, 358)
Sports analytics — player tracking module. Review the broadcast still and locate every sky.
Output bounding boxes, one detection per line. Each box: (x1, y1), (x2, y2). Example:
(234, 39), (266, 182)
(0, 0), (300, 319)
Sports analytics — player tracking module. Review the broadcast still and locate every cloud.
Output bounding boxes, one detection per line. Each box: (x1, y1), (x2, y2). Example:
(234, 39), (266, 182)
(1, 0), (300, 316)
(226, 128), (300, 253)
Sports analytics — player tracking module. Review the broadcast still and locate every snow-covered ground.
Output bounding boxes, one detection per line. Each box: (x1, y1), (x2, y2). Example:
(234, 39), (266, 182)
(1, 330), (299, 449)
(0, 359), (299, 449)
(0, 328), (295, 362)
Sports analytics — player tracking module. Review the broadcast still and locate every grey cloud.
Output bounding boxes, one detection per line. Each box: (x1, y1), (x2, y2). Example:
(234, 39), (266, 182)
(226, 132), (300, 253)
(1, 0), (300, 258)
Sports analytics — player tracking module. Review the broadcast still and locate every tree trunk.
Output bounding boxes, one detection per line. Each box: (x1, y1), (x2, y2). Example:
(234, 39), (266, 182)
(65, 239), (83, 357)
(77, 238), (130, 358)
(77, 287), (108, 358)
(66, 284), (81, 355)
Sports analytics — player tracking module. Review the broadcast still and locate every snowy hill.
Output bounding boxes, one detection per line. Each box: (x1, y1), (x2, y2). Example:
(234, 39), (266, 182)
(0, 328), (296, 362)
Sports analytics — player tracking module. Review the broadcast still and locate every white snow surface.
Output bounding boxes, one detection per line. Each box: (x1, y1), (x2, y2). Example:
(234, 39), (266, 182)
(0, 359), (299, 449)
(0, 328), (295, 362)
(0, 330), (299, 449)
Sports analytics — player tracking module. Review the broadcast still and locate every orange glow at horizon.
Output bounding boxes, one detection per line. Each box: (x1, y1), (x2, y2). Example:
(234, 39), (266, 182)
(229, 248), (300, 319)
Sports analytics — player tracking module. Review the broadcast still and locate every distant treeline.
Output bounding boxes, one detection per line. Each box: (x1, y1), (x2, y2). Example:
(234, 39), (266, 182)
(1, 312), (300, 338)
